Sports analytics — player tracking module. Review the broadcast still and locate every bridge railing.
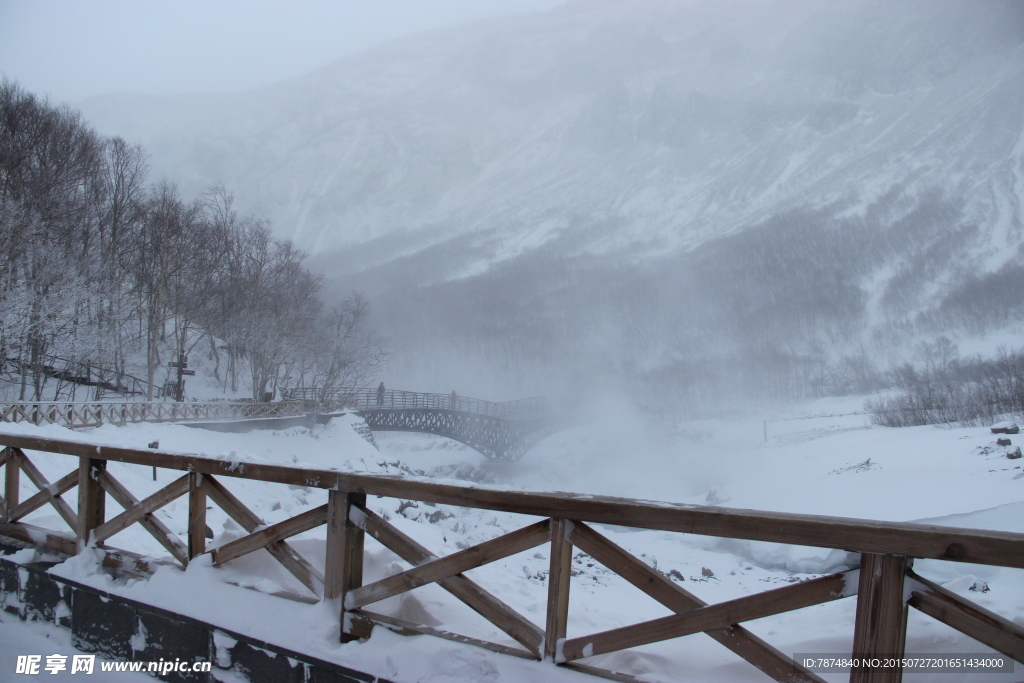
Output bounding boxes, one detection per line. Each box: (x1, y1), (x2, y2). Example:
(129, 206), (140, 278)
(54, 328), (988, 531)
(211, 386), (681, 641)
(285, 388), (546, 420)
(1, 431), (1021, 683)
(0, 401), (306, 429)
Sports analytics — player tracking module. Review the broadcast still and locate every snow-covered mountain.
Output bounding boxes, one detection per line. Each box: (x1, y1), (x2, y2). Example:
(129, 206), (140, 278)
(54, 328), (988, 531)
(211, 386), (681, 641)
(80, 0), (1023, 271)
(78, 0), (1024, 396)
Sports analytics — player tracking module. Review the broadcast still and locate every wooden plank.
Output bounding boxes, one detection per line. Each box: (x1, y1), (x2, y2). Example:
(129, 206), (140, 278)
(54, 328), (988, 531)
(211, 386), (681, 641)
(569, 522), (827, 682)
(324, 491), (361, 601)
(211, 504), (327, 566)
(546, 518), (573, 661)
(347, 519), (550, 610)
(570, 522), (700, 610)
(201, 474), (322, 594)
(8, 469), (79, 524)
(0, 521), (77, 556)
(92, 474), (190, 544)
(316, 481), (1024, 569)
(77, 457), (106, 549)
(851, 553), (908, 683)
(97, 469), (188, 566)
(188, 472), (206, 560)
(907, 570), (1024, 665)
(325, 491), (366, 642)
(562, 568), (854, 662)
(2, 432), (1022, 568)
(325, 491), (354, 598)
(98, 546), (178, 578)
(350, 610), (537, 660)
(5, 447), (20, 522)
(561, 661), (650, 683)
(0, 449), (9, 520)
(15, 454), (79, 531)
(351, 504), (544, 657)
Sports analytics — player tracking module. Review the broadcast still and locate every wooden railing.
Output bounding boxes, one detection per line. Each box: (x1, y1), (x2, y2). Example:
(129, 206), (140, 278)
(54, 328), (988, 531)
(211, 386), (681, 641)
(3, 354), (160, 399)
(0, 400), (306, 429)
(1, 432), (1022, 682)
(284, 388), (546, 421)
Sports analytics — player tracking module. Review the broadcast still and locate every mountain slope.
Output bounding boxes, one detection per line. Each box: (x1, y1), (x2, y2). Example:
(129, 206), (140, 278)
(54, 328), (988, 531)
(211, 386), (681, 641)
(80, 0), (1024, 270)
(77, 0), (1024, 398)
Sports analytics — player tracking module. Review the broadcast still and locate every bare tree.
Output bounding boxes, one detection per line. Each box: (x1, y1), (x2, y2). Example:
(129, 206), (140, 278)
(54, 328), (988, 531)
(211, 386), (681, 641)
(130, 182), (204, 399)
(305, 293), (389, 410)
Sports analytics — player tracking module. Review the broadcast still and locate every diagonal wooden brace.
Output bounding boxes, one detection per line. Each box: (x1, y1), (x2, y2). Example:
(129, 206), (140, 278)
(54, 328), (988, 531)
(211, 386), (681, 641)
(93, 474), (190, 544)
(346, 519), (550, 609)
(15, 450), (79, 531)
(351, 503), (545, 657)
(97, 469), (189, 566)
(561, 567), (855, 661)
(568, 521), (828, 683)
(907, 570), (1024, 665)
(212, 504), (328, 566)
(7, 469), (79, 525)
(201, 474), (323, 594)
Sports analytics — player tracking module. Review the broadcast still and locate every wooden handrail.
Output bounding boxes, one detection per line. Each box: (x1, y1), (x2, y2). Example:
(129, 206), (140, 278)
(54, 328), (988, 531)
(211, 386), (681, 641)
(1, 432), (1018, 567)
(1, 431), (1022, 683)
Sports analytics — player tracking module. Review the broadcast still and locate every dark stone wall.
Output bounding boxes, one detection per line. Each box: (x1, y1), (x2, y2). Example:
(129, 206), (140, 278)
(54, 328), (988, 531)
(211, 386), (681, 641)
(0, 544), (390, 683)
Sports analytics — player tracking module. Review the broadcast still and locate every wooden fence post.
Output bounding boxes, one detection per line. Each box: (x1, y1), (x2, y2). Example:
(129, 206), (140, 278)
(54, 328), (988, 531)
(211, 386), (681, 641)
(851, 553), (909, 683)
(3, 447), (19, 523)
(325, 490), (365, 642)
(188, 472), (206, 561)
(545, 518), (573, 661)
(77, 457), (106, 550)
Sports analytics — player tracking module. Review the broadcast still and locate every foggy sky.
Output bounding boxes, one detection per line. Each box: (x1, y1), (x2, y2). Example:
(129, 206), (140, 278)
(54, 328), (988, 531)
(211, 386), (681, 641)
(0, 0), (565, 103)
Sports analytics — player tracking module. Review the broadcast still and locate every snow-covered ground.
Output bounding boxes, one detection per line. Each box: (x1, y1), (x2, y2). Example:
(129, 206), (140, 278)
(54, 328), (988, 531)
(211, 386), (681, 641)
(1, 397), (1023, 682)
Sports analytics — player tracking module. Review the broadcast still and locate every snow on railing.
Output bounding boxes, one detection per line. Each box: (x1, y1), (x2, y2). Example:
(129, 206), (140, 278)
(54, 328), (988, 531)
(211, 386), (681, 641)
(1, 432), (1021, 683)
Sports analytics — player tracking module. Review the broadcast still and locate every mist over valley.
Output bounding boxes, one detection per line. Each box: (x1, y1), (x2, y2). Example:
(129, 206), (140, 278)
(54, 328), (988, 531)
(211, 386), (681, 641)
(73, 0), (1024, 408)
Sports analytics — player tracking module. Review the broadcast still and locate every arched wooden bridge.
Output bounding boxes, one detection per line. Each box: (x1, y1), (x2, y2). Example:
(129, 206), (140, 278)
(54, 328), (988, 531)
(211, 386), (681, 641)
(287, 388), (551, 460)
(0, 389), (554, 461)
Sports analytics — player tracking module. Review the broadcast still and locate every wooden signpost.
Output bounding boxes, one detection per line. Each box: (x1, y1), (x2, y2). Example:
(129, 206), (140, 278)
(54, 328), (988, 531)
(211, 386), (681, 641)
(166, 353), (194, 401)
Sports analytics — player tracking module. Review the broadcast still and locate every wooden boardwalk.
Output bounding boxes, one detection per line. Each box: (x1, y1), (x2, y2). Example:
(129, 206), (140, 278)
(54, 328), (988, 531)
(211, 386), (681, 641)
(1, 432), (1022, 682)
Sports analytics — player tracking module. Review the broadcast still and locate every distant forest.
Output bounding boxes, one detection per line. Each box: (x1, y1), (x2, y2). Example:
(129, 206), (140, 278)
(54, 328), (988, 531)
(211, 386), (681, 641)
(0, 80), (386, 402)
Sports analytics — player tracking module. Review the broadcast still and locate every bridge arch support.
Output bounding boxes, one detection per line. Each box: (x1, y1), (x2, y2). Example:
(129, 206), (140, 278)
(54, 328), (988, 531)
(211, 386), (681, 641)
(358, 408), (550, 460)
(284, 388), (550, 461)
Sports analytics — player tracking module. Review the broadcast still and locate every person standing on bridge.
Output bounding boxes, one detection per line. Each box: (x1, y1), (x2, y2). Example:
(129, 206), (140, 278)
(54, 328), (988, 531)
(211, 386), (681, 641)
(450, 390), (458, 410)
(377, 382), (385, 406)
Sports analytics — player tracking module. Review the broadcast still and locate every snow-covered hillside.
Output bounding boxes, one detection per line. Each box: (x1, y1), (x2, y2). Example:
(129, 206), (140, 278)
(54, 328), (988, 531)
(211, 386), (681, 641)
(79, 0), (1024, 276)
(73, 0), (1024, 400)
(2, 401), (1023, 682)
